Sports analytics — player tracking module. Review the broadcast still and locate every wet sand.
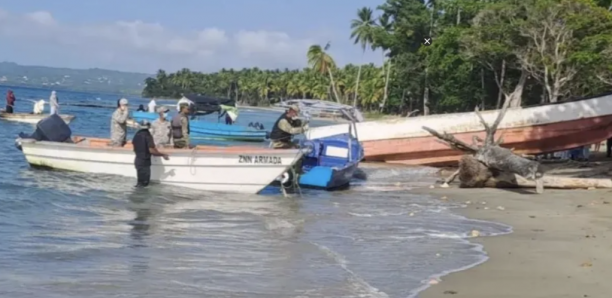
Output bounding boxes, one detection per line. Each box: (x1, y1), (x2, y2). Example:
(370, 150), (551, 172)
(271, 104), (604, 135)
(417, 185), (612, 298)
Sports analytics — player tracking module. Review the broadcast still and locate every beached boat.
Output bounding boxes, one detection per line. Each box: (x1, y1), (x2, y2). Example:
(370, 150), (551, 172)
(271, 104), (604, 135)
(267, 122), (363, 191)
(306, 93), (612, 166)
(0, 111), (75, 124)
(298, 132), (362, 190)
(275, 99), (365, 122)
(131, 111), (268, 142)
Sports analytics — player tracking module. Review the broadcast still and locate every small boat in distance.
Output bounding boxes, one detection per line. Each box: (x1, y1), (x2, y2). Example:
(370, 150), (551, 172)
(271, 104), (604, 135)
(274, 99), (365, 122)
(0, 110), (75, 124)
(307, 93), (612, 166)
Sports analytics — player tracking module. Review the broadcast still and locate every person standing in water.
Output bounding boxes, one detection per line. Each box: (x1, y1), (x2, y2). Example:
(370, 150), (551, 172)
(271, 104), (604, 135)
(132, 120), (169, 187)
(110, 98), (130, 147)
(49, 91), (59, 114)
(5, 90), (16, 113)
(171, 103), (191, 149)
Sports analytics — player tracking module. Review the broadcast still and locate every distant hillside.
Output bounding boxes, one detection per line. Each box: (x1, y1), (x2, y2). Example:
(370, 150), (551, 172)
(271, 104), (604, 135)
(0, 62), (152, 95)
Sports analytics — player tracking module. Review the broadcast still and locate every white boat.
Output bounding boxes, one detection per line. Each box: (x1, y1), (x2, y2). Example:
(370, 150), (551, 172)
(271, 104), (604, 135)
(0, 111), (75, 124)
(16, 136), (306, 194)
(306, 93), (612, 165)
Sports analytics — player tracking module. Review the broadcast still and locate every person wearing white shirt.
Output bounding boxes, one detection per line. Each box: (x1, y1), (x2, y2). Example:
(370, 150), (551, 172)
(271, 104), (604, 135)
(148, 99), (156, 113)
(49, 91), (59, 114)
(33, 100), (45, 114)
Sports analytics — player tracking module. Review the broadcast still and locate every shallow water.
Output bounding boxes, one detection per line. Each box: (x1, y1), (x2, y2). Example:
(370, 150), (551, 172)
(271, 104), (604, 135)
(0, 86), (511, 298)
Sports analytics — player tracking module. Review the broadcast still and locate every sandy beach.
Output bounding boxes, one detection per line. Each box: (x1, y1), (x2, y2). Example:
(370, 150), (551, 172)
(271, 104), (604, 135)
(416, 184), (612, 298)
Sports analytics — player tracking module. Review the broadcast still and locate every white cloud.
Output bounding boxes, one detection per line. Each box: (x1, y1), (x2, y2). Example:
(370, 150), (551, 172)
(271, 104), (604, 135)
(0, 9), (319, 73)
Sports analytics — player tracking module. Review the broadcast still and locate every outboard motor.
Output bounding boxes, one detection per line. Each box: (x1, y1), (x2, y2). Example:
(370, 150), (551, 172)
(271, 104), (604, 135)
(16, 114), (73, 151)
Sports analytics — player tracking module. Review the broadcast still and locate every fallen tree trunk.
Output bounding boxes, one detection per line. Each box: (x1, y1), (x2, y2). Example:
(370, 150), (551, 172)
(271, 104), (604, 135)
(446, 155), (612, 190)
(425, 72), (549, 193)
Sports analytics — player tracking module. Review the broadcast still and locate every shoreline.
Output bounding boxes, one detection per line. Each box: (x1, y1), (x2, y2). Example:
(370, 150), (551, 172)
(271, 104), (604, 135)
(411, 185), (612, 298)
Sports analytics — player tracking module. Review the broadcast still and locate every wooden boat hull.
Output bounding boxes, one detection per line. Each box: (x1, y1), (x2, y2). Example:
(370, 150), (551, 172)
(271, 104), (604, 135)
(16, 136), (305, 194)
(0, 112), (75, 124)
(307, 94), (612, 166)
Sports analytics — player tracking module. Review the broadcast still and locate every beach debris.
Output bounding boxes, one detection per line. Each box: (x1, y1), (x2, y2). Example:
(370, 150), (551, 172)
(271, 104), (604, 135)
(423, 76), (548, 194)
(603, 201), (610, 204)
(441, 196), (447, 200)
(497, 206), (506, 210)
(483, 207), (489, 210)
(481, 201), (487, 205)
(465, 201), (472, 204)
(436, 253), (441, 257)
(580, 261), (593, 267)
(409, 212), (415, 217)
(470, 230), (480, 237)
(430, 185), (435, 189)
(443, 290), (458, 295)
(529, 215), (536, 218)
(577, 205), (584, 208)
(428, 279), (440, 285)
(423, 82), (612, 193)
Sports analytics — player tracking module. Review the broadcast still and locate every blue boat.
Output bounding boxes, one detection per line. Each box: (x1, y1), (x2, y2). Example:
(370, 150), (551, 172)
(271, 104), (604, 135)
(130, 111), (268, 142)
(296, 132), (363, 190)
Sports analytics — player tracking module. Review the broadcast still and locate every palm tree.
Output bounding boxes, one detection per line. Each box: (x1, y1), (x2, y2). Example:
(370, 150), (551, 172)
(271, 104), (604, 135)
(377, 14), (393, 113)
(307, 43), (341, 103)
(350, 7), (376, 107)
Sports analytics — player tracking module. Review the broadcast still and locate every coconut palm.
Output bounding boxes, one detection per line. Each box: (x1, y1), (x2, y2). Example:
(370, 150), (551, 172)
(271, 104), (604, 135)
(350, 7), (376, 107)
(307, 43), (341, 103)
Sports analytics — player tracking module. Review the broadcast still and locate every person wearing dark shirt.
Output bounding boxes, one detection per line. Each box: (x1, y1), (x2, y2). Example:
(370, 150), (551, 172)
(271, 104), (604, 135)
(5, 90), (16, 113)
(269, 105), (308, 149)
(136, 104), (146, 112)
(132, 120), (170, 187)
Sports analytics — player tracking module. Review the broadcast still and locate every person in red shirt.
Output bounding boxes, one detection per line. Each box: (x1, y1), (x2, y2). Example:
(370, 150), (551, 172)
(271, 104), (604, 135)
(5, 90), (16, 113)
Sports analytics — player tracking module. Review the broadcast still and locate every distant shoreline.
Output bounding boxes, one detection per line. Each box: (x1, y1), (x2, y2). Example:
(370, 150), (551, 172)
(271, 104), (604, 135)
(0, 83), (139, 97)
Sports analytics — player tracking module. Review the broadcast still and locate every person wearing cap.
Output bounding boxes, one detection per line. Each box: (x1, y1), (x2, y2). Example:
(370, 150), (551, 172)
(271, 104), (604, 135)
(109, 98), (130, 147)
(150, 106), (172, 147)
(171, 103), (191, 149)
(269, 104), (309, 149)
(132, 120), (169, 187)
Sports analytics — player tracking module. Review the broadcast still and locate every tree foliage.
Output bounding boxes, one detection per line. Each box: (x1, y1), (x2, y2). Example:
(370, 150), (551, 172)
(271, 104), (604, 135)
(142, 0), (612, 115)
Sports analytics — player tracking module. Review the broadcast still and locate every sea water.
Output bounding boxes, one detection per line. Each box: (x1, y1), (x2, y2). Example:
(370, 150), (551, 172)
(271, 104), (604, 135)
(0, 86), (511, 298)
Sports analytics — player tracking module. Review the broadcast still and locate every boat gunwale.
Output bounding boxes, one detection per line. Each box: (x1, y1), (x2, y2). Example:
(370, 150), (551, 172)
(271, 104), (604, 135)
(0, 112), (75, 120)
(19, 136), (303, 156)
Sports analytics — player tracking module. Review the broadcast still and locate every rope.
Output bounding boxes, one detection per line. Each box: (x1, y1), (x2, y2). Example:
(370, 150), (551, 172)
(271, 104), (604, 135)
(188, 146), (198, 175)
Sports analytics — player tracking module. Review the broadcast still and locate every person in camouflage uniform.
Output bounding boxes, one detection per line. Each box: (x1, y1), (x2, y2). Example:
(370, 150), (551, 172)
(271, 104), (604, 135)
(150, 106), (172, 147)
(269, 105), (309, 149)
(109, 98), (129, 147)
(171, 103), (191, 149)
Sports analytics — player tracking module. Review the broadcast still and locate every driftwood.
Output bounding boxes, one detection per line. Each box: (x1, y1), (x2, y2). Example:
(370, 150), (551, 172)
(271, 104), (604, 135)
(446, 155), (612, 190)
(425, 74), (612, 192)
(424, 74), (549, 193)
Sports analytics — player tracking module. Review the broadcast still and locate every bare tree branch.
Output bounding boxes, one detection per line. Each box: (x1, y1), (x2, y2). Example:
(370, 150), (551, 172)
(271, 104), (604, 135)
(422, 126), (478, 153)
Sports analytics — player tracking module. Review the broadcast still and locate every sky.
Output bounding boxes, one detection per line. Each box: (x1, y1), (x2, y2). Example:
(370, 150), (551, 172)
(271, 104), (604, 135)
(0, 0), (385, 74)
